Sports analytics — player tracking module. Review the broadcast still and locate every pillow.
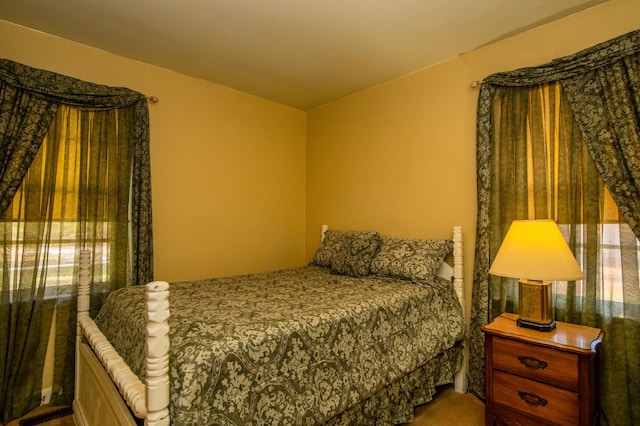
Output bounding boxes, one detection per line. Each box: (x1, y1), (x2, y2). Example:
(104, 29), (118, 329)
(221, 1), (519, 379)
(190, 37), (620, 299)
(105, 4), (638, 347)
(310, 230), (381, 277)
(370, 236), (453, 281)
(310, 229), (345, 267)
(330, 231), (381, 277)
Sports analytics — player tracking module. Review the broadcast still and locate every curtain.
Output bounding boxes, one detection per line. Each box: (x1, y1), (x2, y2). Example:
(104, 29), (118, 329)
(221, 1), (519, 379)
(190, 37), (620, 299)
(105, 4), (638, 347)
(0, 59), (153, 281)
(471, 29), (640, 426)
(0, 59), (153, 422)
(0, 79), (58, 216)
(562, 53), (640, 238)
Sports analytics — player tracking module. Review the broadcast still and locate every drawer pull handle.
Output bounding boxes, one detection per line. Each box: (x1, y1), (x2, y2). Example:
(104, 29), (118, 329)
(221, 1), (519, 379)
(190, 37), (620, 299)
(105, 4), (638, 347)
(518, 355), (547, 370)
(518, 391), (548, 407)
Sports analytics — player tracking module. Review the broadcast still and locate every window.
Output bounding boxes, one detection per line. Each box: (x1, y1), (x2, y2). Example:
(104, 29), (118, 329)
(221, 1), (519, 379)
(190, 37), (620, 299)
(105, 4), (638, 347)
(1, 105), (133, 300)
(2, 221), (110, 288)
(556, 222), (640, 309)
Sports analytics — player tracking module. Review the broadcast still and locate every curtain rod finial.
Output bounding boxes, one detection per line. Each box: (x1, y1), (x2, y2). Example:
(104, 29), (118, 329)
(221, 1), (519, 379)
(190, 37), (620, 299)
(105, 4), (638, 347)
(146, 96), (159, 103)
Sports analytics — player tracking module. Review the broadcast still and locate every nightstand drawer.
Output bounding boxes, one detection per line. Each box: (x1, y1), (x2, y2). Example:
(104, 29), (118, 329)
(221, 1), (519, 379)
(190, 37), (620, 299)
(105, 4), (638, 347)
(493, 370), (579, 426)
(492, 336), (579, 391)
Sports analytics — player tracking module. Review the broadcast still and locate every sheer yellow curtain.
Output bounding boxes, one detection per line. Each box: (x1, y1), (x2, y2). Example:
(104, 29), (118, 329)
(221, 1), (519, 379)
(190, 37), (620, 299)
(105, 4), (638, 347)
(488, 82), (640, 424)
(1, 105), (134, 420)
(1, 108), (73, 421)
(4, 106), (131, 298)
(4, 106), (80, 290)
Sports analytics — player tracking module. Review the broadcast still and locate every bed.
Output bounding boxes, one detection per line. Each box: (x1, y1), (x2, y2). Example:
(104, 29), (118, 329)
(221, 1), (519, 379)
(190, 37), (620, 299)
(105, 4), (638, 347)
(73, 226), (467, 426)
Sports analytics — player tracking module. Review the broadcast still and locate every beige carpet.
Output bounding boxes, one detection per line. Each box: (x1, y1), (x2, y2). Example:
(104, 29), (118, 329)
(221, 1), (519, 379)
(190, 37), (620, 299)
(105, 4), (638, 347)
(405, 386), (485, 426)
(3, 406), (73, 426)
(4, 386), (484, 425)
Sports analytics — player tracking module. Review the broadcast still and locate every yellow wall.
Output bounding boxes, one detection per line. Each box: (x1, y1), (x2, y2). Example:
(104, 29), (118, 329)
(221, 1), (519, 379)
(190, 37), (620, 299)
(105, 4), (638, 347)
(306, 0), (640, 322)
(0, 19), (307, 282)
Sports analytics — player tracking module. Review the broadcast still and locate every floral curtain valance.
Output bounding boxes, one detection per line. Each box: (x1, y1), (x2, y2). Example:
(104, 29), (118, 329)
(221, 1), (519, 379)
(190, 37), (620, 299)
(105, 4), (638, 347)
(481, 29), (640, 87)
(0, 59), (145, 109)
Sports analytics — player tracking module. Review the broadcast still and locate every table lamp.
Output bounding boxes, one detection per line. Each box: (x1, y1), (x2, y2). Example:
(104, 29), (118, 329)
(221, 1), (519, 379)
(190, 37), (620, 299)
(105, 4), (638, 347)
(489, 220), (583, 331)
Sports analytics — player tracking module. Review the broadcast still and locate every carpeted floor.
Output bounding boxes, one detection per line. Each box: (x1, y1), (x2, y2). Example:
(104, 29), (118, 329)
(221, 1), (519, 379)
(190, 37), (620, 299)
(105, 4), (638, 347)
(4, 385), (484, 426)
(3, 406), (74, 426)
(405, 386), (485, 426)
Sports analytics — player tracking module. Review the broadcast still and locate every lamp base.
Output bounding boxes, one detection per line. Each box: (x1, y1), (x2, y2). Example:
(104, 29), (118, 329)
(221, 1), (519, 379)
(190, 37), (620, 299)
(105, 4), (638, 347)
(517, 317), (556, 332)
(518, 279), (555, 332)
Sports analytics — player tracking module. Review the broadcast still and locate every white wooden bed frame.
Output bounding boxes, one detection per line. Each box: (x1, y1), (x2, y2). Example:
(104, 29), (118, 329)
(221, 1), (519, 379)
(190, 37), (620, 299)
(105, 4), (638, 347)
(73, 226), (467, 426)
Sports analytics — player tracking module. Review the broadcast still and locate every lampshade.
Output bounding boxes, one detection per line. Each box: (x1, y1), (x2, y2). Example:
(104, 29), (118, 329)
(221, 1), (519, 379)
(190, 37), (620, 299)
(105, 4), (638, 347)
(489, 220), (583, 281)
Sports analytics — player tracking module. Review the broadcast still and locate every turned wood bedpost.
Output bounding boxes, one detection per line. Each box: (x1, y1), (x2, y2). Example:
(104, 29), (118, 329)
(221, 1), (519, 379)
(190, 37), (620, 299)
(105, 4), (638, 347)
(321, 224), (328, 241)
(452, 226), (464, 313)
(144, 281), (171, 426)
(77, 251), (92, 323)
(452, 226), (468, 393)
(76, 250), (92, 393)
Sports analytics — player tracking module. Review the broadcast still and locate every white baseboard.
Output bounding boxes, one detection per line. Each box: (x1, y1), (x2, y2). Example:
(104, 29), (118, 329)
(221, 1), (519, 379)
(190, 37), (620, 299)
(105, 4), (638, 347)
(41, 387), (52, 405)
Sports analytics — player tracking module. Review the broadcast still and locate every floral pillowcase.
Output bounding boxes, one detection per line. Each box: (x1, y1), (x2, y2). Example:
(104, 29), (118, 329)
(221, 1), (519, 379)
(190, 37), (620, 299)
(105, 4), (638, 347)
(310, 230), (381, 277)
(370, 236), (453, 282)
(311, 229), (453, 282)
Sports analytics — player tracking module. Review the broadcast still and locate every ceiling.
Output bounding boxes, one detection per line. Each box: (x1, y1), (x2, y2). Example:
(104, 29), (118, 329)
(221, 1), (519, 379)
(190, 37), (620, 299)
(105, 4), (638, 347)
(1, 0), (606, 110)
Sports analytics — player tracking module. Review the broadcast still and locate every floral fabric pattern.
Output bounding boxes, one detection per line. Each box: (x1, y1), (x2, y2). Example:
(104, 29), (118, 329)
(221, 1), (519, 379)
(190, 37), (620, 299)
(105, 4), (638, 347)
(370, 237), (453, 282)
(329, 231), (381, 277)
(95, 266), (465, 425)
(310, 230), (380, 270)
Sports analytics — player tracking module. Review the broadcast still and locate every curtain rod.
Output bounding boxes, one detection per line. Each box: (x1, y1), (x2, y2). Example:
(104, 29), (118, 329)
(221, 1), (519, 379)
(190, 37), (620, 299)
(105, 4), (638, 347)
(470, 80), (483, 88)
(146, 95), (159, 103)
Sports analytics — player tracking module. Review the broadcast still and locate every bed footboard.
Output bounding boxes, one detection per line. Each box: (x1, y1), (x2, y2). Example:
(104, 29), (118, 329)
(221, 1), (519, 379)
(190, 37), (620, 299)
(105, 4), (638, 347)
(74, 250), (171, 426)
(73, 342), (138, 426)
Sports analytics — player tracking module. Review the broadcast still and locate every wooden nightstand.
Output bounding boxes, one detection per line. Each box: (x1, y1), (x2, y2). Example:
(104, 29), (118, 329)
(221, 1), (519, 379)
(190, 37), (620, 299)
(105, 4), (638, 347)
(482, 313), (604, 426)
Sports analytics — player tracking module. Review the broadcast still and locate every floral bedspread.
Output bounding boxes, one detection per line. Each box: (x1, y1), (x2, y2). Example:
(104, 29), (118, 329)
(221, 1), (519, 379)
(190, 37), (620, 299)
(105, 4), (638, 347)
(94, 266), (465, 425)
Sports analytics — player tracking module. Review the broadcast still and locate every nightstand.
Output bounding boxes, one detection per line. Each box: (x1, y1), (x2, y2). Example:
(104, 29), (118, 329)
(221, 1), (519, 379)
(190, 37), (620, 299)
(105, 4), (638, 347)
(482, 313), (604, 426)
